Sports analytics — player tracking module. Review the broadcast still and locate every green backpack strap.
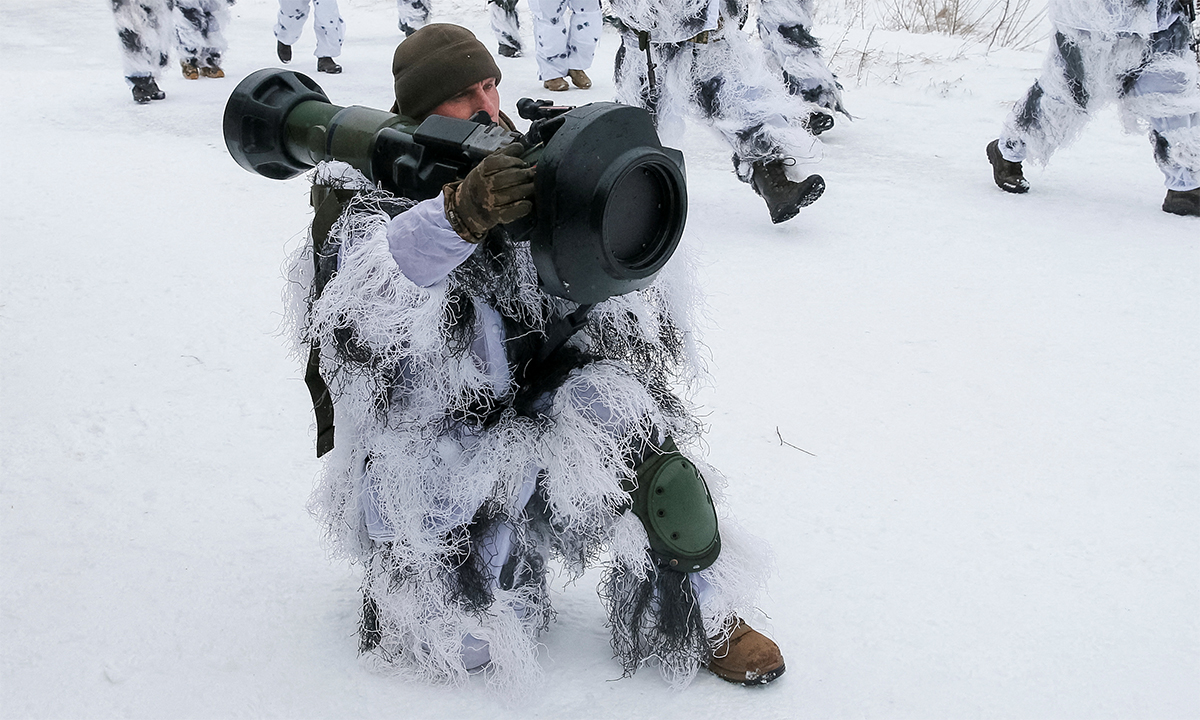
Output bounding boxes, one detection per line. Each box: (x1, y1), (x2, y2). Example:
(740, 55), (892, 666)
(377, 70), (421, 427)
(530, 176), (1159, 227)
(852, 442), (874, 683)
(624, 437), (721, 572)
(305, 343), (335, 457)
(305, 184), (359, 458)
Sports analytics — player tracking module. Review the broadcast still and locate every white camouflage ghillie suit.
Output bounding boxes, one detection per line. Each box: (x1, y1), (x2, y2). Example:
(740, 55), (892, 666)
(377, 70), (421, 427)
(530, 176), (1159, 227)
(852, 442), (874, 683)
(110, 0), (232, 83)
(610, 0), (826, 222)
(996, 0), (1200, 194)
(275, 0), (345, 61)
(288, 162), (773, 690)
(756, 0), (849, 119)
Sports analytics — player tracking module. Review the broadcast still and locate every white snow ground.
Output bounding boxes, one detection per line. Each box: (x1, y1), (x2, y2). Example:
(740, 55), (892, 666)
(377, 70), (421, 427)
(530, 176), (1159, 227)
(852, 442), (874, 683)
(1, 0), (1197, 718)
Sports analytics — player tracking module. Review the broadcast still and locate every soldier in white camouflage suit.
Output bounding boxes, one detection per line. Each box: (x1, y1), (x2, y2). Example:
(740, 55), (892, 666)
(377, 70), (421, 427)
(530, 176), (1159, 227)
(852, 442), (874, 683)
(109, 0), (233, 104)
(274, 0), (345, 74)
(986, 0), (1200, 216)
(294, 24), (788, 691)
(610, 0), (827, 223)
(530, 0), (603, 91)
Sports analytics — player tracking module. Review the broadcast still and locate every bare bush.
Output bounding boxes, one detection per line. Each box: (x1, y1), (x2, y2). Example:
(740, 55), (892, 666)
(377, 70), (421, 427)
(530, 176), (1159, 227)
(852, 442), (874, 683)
(883, 0), (986, 35)
(874, 0), (1047, 48)
(982, 0), (1048, 50)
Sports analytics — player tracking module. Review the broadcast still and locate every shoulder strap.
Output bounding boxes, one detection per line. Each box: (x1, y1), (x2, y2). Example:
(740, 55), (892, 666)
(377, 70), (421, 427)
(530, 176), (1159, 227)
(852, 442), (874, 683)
(305, 184), (360, 457)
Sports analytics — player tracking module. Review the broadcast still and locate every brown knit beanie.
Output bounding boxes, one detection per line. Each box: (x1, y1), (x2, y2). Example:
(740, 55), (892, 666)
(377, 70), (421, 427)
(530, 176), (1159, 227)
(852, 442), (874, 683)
(391, 24), (502, 119)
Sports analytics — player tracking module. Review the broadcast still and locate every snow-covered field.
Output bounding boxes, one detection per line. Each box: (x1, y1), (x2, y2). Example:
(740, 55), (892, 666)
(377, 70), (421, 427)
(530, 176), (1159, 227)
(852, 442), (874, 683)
(2, 0), (1197, 717)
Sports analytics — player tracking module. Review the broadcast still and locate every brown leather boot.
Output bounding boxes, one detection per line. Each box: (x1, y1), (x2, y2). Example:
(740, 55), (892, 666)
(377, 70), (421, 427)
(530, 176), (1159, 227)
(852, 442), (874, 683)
(180, 60), (199, 80)
(707, 618), (785, 686)
(543, 77), (569, 91)
(568, 69), (592, 89)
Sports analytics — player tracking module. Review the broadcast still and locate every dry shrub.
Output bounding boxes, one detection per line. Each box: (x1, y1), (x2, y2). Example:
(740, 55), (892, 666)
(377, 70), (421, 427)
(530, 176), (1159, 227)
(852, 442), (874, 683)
(817, 0), (1048, 49)
(884, 0), (1047, 47)
(883, 0), (986, 35)
(981, 0), (1048, 50)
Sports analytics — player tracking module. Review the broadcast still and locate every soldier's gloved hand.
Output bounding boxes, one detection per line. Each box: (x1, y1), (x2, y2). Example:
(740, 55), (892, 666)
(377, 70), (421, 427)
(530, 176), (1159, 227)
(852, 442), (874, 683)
(443, 144), (536, 243)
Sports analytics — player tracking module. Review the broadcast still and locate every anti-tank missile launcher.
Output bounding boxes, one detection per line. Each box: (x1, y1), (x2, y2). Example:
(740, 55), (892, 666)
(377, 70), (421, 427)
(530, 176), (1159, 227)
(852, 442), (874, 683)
(223, 68), (688, 305)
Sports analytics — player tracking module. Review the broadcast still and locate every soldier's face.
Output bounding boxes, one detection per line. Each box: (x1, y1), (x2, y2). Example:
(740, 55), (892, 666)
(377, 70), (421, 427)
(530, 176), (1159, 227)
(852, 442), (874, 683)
(429, 78), (501, 123)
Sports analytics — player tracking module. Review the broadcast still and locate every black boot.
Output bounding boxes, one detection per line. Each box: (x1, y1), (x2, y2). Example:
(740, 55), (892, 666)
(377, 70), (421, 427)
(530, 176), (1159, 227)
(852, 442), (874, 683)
(129, 76), (166, 104)
(1163, 187), (1200, 216)
(317, 56), (342, 74)
(277, 41), (292, 63)
(986, 139), (1029, 193)
(497, 43), (521, 58)
(750, 158), (825, 224)
(802, 111), (835, 136)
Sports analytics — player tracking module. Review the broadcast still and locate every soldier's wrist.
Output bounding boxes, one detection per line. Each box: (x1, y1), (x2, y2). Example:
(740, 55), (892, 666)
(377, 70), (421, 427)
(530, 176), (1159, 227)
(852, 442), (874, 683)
(442, 182), (488, 243)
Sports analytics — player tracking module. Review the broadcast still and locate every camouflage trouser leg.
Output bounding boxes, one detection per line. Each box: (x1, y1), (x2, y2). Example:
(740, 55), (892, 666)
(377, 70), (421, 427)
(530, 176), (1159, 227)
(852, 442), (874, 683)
(1123, 18), (1200, 190)
(274, 0), (344, 58)
(614, 27), (820, 182)
(111, 0), (174, 79)
(396, 0), (431, 37)
(1000, 21), (1200, 189)
(691, 32), (820, 180)
(757, 0), (847, 116)
(529, 0), (602, 80)
(613, 31), (690, 144)
(999, 28), (1096, 165)
(489, 0), (523, 55)
(174, 0), (231, 68)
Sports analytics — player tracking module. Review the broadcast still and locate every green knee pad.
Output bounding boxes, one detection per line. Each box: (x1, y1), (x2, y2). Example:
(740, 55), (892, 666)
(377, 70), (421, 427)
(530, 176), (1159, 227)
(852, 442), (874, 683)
(625, 437), (721, 572)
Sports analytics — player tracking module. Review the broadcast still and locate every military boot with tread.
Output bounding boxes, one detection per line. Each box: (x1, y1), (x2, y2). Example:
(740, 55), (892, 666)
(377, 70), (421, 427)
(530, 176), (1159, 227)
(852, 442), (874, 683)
(1163, 187), (1200, 216)
(987, 139), (1029, 194)
(750, 158), (824, 224)
(129, 76), (166, 103)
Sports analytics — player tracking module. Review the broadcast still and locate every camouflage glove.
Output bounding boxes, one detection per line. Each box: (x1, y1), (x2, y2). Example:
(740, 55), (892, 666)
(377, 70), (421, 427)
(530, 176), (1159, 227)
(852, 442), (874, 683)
(443, 144), (536, 243)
